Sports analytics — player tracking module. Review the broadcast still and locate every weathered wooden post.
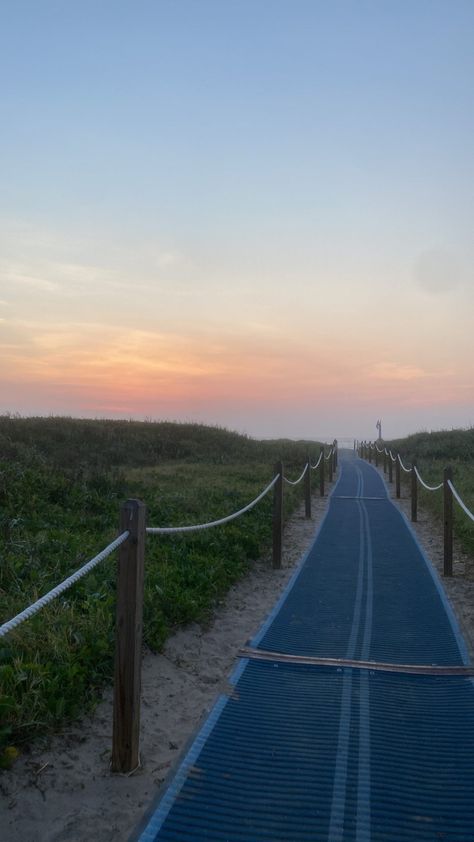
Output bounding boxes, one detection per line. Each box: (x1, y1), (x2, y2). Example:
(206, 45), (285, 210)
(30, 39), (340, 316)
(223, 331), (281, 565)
(272, 461), (283, 569)
(328, 449), (333, 482)
(383, 449), (387, 473)
(333, 440), (338, 469)
(112, 499), (146, 774)
(388, 453), (393, 483)
(411, 461), (418, 522)
(368, 442), (372, 463)
(443, 466), (453, 577)
(304, 457), (311, 519)
(375, 446), (379, 468)
(395, 455), (401, 499)
(319, 446), (325, 497)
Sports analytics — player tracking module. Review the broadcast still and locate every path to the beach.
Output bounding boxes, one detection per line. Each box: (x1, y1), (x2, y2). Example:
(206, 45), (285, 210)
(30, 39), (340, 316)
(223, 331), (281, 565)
(134, 451), (474, 841)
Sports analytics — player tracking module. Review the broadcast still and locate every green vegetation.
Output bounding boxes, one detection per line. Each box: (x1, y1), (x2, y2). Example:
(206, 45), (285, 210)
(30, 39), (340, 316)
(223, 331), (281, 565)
(0, 416), (323, 767)
(385, 428), (474, 555)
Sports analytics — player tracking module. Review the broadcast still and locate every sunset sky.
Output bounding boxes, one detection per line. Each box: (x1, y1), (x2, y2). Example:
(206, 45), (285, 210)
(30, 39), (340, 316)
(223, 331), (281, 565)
(1, 1), (473, 442)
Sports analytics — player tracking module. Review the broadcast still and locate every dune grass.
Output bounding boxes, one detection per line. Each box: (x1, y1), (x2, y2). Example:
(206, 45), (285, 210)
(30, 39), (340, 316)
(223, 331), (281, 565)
(385, 428), (474, 556)
(0, 416), (323, 767)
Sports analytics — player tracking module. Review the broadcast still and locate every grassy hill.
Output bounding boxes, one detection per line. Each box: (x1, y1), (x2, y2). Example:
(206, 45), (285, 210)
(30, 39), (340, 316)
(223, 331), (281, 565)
(385, 427), (474, 555)
(0, 416), (325, 767)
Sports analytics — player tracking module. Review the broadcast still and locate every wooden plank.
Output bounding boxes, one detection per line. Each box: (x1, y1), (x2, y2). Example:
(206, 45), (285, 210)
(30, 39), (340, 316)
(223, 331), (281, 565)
(238, 647), (474, 676)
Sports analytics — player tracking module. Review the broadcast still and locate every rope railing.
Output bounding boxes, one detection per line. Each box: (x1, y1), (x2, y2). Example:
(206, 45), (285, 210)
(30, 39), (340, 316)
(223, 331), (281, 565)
(0, 531), (130, 639)
(414, 466), (443, 492)
(358, 438), (472, 579)
(283, 462), (309, 486)
(310, 452), (323, 470)
(397, 453), (412, 473)
(448, 480), (474, 523)
(147, 475), (280, 533)
(2, 438), (338, 774)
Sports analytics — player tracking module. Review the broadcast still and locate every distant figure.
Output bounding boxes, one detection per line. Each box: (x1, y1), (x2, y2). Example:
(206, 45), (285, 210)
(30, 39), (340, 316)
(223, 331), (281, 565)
(376, 419), (382, 441)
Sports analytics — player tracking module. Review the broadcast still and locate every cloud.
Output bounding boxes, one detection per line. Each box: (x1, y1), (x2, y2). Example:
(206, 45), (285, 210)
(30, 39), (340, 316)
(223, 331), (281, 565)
(413, 249), (464, 294)
(368, 362), (427, 381)
(3, 268), (61, 293)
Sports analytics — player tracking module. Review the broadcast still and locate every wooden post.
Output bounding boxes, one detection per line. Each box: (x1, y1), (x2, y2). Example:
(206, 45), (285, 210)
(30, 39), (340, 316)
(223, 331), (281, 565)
(333, 440), (338, 469)
(388, 455), (393, 484)
(375, 446), (379, 468)
(272, 461), (283, 569)
(319, 447), (325, 497)
(112, 499), (146, 773)
(368, 442), (372, 463)
(411, 461), (418, 522)
(304, 457), (311, 519)
(383, 449), (387, 473)
(395, 455), (401, 499)
(328, 449), (333, 482)
(443, 467), (453, 577)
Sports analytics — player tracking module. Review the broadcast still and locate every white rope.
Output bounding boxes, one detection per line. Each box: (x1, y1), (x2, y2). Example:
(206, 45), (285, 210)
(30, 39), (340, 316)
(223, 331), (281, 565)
(384, 448), (389, 456)
(448, 480), (474, 522)
(147, 475), (280, 535)
(414, 466), (443, 492)
(324, 448), (333, 461)
(375, 444), (384, 454)
(284, 463), (309, 486)
(389, 451), (397, 463)
(397, 453), (412, 473)
(310, 452), (323, 470)
(0, 531), (130, 639)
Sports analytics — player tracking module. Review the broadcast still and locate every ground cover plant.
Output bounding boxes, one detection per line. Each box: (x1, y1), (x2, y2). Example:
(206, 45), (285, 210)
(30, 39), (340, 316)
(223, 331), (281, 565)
(385, 428), (474, 556)
(0, 416), (325, 768)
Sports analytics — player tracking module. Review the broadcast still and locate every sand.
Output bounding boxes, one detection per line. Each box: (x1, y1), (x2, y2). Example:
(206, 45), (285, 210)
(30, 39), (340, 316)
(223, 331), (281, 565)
(0, 486), (333, 842)
(2, 462), (473, 842)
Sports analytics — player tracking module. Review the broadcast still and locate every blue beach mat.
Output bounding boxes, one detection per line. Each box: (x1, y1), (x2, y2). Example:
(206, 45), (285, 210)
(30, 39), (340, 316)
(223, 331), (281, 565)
(133, 452), (474, 841)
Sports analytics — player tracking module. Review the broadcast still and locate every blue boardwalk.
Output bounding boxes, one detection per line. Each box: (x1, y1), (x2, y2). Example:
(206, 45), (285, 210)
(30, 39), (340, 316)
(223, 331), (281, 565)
(134, 453), (474, 841)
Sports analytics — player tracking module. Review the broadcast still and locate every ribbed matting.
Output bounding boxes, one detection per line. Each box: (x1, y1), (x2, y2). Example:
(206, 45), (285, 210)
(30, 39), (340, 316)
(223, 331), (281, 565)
(135, 453), (474, 841)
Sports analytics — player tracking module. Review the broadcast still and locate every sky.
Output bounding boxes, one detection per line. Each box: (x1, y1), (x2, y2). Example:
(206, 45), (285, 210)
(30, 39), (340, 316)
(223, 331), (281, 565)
(1, 0), (473, 443)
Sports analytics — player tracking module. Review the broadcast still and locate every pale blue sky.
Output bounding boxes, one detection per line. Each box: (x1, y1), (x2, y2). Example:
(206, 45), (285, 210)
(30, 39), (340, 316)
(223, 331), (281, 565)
(1, 1), (473, 439)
